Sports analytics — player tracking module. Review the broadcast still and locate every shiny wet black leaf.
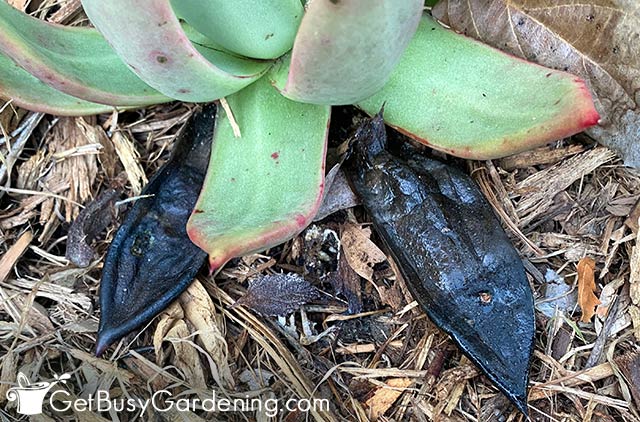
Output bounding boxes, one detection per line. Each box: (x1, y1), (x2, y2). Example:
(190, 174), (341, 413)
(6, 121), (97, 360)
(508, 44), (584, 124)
(346, 114), (535, 415)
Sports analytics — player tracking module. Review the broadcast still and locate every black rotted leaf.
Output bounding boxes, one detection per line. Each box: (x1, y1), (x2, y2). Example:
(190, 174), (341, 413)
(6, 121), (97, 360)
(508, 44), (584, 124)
(346, 113), (535, 416)
(96, 105), (216, 356)
(236, 273), (320, 317)
(66, 188), (120, 267)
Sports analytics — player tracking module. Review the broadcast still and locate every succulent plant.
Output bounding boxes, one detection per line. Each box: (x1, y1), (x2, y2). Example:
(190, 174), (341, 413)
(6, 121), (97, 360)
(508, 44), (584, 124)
(0, 1), (600, 274)
(2, 0), (601, 337)
(1, 1), (603, 413)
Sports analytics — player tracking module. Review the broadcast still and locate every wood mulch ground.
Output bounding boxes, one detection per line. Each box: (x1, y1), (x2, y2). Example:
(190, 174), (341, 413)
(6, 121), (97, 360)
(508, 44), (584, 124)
(1, 100), (639, 421)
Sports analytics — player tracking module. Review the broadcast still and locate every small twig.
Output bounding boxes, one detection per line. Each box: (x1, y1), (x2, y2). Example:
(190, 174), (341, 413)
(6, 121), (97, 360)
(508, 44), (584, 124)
(0, 113), (44, 186)
(219, 97), (241, 138)
(0, 185), (84, 207)
(115, 194), (155, 208)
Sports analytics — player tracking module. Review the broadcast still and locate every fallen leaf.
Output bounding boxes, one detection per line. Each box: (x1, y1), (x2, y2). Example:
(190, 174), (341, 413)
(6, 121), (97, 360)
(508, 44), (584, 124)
(65, 188), (119, 267)
(365, 377), (412, 421)
(179, 280), (234, 387)
(595, 278), (624, 319)
(615, 351), (640, 410)
(330, 255), (363, 314)
(235, 273), (320, 316)
(153, 302), (184, 363)
(314, 169), (360, 221)
(577, 257), (601, 322)
(625, 198), (640, 234)
(164, 319), (208, 388)
(341, 223), (387, 282)
(0, 351), (16, 402)
(536, 268), (577, 318)
(432, 1), (640, 167)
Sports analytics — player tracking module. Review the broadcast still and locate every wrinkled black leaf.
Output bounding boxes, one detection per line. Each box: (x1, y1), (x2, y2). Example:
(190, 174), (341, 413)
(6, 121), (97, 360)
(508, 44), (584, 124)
(346, 114), (535, 415)
(96, 105), (215, 355)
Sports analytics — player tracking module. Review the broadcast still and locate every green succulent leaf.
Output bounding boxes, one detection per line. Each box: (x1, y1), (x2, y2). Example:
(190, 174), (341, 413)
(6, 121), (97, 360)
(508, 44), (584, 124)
(187, 77), (330, 272)
(0, 52), (121, 115)
(81, 0), (271, 102)
(0, 0), (170, 106)
(170, 0), (303, 59)
(272, 0), (423, 105)
(358, 15), (600, 160)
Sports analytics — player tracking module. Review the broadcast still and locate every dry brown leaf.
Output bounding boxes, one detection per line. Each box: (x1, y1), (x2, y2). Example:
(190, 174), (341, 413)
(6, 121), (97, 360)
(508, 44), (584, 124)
(179, 280), (234, 387)
(164, 319), (208, 388)
(616, 351), (640, 410)
(625, 198), (640, 234)
(331, 254), (363, 314)
(365, 377), (412, 421)
(16, 150), (45, 190)
(577, 257), (601, 322)
(631, 234), (640, 306)
(153, 302), (184, 362)
(65, 188), (119, 267)
(595, 278), (624, 319)
(314, 169), (360, 221)
(0, 231), (32, 283)
(433, 1), (640, 166)
(341, 223), (387, 282)
(514, 148), (616, 227)
(235, 273), (320, 316)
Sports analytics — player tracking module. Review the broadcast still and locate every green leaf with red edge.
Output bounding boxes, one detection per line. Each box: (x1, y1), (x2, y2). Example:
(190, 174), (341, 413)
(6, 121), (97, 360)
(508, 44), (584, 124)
(272, 0), (423, 105)
(187, 76), (330, 272)
(0, 0), (170, 107)
(357, 15), (600, 160)
(0, 52), (121, 115)
(170, 0), (302, 59)
(81, 0), (271, 102)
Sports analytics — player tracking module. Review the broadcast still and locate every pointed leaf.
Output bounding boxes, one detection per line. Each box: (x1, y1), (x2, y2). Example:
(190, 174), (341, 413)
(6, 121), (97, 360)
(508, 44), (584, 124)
(346, 115), (534, 414)
(170, 0), (302, 59)
(577, 257), (600, 323)
(358, 15), (600, 160)
(432, 1), (640, 167)
(272, 0), (423, 105)
(0, 1), (170, 106)
(96, 106), (215, 356)
(81, 0), (271, 102)
(0, 52), (120, 115)
(187, 77), (330, 272)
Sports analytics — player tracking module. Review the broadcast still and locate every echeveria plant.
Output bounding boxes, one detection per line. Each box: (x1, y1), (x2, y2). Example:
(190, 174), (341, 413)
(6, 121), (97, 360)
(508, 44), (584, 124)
(0, 0), (598, 273)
